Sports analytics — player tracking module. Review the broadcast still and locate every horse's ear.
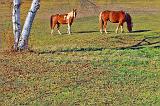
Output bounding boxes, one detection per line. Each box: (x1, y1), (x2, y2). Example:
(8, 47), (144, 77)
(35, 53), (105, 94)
(73, 8), (77, 11)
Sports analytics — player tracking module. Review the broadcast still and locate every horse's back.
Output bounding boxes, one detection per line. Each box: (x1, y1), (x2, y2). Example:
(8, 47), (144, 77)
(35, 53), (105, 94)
(51, 14), (68, 24)
(109, 11), (125, 23)
(100, 10), (110, 20)
(101, 10), (126, 23)
(51, 14), (58, 21)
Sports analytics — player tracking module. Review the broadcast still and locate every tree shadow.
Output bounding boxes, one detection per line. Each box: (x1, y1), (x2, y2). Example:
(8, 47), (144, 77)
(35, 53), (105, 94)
(29, 34), (159, 54)
(74, 29), (151, 34)
(114, 36), (160, 50)
(132, 30), (151, 33)
(153, 45), (160, 48)
(29, 47), (105, 55)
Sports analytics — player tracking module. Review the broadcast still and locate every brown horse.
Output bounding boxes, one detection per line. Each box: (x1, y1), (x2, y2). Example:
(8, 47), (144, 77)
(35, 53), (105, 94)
(50, 9), (77, 35)
(99, 10), (133, 34)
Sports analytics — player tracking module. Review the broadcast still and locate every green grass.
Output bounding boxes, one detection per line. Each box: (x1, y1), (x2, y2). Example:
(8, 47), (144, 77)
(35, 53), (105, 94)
(1, 0), (160, 105)
(1, 47), (160, 105)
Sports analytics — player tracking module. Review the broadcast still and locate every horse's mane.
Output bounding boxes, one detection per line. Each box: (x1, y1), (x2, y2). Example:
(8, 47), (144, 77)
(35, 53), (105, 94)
(125, 12), (133, 32)
(125, 13), (132, 23)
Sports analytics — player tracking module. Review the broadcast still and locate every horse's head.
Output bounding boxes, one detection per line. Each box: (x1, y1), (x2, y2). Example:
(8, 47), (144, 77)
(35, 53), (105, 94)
(73, 9), (77, 18)
(125, 13), (133, 32)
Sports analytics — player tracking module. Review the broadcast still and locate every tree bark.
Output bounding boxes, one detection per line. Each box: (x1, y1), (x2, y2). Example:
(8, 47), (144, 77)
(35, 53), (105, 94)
(18, 0), (40, 50)
(12, 0), (21, 50)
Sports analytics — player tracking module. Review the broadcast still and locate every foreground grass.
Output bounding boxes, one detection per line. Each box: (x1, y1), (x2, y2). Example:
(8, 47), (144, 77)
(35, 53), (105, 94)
(1, 0), (160, 105)
(1, 47), (160, 105)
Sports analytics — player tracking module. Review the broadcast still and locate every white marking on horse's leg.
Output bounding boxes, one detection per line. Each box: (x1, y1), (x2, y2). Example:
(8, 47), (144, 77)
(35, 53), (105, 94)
(58, 29), (62, 35)
(100, 29), (103, 34)
(51, 29), (54, 35)
(68, 24), (71, 35)
(66, 24), (69, 34)
(105, 29), (108, 34)
(121, 26), (124, 33)
(103, 21), (108, 34)
(116, 26), (119, 34)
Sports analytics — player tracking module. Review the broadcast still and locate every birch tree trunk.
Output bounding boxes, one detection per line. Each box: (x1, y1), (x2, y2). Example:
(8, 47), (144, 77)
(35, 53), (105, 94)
(12, 0), (21, 50)
(18, 0), (40, 50)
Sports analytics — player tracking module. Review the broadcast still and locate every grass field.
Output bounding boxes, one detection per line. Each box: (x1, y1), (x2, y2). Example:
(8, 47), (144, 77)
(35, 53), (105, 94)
(0, 0), (160, 105)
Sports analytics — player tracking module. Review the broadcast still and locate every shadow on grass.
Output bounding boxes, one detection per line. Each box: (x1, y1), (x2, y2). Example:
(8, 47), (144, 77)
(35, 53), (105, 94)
(29, 47), (105, 54)
(114, 36), (160, 50)
(153, 45), (160, 48)
(132, 29), (151, 33)
(29, 34), (159, 54)
(54, 30), (99, 35)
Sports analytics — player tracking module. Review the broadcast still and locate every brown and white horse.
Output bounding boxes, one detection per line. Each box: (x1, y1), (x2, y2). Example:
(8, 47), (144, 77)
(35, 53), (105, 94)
(99, 10), (133, 34)
(50, 9), (77, 35)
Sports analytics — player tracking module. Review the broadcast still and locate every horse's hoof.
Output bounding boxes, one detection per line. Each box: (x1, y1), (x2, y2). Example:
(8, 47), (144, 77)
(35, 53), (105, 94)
(68, 32), (71, 35)
(100, 30), (103, 33)
(100, 31), (103, 34)
(58, 33), (62, 35)
(105, 31), (108, 34)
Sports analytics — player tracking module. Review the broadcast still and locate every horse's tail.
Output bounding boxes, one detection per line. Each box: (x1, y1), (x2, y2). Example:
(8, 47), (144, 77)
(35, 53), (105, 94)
(99, 12), (103, 32)
(50, 15), (53, 29)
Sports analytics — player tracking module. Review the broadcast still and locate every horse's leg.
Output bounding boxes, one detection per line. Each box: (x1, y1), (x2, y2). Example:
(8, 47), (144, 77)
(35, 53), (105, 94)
(104, 21), (108, 34)
(99, 20), (103, 34)
(120, 24), (124, 33)
(67, 23), (71, 35)
(100, 28), (103, 34)
(51, 29), (53, 35)
(57, 23), (62, 35)
(51, 23), (56, 35)
(67, 23), (69, 34)
(116, 24), (120, 34)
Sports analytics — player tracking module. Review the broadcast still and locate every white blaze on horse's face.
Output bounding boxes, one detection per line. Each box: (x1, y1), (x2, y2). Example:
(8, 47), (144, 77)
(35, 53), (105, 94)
(73, 11), (76, 18)
(73, 9), (77, 18)
(67, 9), (77, 19)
